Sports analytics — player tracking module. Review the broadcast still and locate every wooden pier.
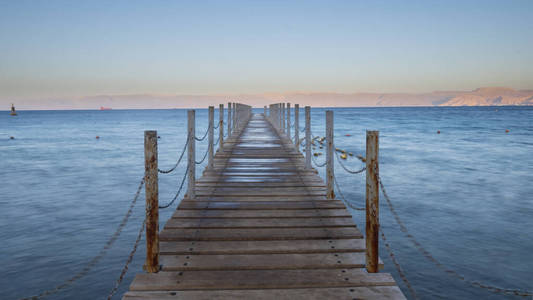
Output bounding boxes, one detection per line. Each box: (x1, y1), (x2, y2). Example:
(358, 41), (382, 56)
(123, 104), (405, 299)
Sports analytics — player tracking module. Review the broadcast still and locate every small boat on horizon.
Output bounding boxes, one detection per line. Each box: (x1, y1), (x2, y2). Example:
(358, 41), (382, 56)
(10, 104), (17, 116)
(100, 106), (112, 111)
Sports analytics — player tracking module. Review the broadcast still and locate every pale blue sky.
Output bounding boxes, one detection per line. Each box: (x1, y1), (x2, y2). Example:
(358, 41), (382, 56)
(1, 0), (532, 100)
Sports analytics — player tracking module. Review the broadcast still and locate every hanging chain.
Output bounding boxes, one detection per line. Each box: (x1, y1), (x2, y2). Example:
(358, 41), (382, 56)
(106, 216), (146, 300)
(335, 150), (366, 174)
(333, 175), (365, 211)
(19, 178), (145, 300)
(195, 145), (210, 165)
(194, 123), (211, 142)
(379, 176), (533, 297)
(380, 227), (419, 300)
(158, 139), (188, 174)
(159, 165), (189, 209)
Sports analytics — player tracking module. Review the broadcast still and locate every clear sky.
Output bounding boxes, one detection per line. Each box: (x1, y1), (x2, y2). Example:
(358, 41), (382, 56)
(1, 0), (532, 100)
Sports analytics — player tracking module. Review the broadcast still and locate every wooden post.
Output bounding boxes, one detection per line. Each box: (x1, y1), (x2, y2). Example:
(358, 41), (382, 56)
(326, 111), (335, 199)
(264, 105), (267, 116)
(208, 106), (214, 170)
(232, 102), (237, 132)
(281, 103), (286, 134)
(219, 104), (224, 151)
(305, 106), (311, 169)
(144, 130), (159, 273)
(365, 130), (379, 273)
(294, 104), (300, 150)
(187, 110), (195, 199)
(287, 103), (291, 141)
(227, 102), (232, 137)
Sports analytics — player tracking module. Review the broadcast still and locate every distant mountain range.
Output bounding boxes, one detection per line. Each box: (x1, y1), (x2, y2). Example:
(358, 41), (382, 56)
(5, 87), (533, 110)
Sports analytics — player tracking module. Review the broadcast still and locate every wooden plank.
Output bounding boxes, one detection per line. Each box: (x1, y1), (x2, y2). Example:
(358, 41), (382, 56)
(171, 209), (352, 218)
(160, 239), (365, 255)
(128, 269), (396, 291)
(159, 252), (383, 271)
(123, 286), (406, 300)
(178, 201), (346, 210)
(159, 227), (363, 241)
(164, 217), (355, 229)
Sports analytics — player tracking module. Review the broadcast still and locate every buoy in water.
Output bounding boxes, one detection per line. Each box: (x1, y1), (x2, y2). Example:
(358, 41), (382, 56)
(10, 136), (14, 140)
(340, 153), (347, 159)
(348, 152), (353, 156)
(437, 130), (440, 134)
(505, 129), (510, 133)
(158, 136), (161, 139)
(345, 134), (351, 137)
(96, 135), (100, 139)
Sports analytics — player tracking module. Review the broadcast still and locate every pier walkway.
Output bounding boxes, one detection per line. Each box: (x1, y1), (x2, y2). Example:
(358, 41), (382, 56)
(123, 112), (405, 299)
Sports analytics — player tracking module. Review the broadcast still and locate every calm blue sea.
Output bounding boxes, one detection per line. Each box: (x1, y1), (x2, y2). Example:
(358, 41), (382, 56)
(0, 107), (532, 300)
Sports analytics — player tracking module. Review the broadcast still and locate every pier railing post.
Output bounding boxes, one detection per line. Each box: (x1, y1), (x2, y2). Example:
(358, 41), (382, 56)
(281, 103), (286, 134)
(187, 110), (195, 199)
(264, 105), (267, 116)
(365, 130), (379, 273)
(287, 103), (291, 141)
(219, 104), (224, 151)
(208, 106), (214, 170)
(305, 106), (311, 169)
(227, 102), (232, 137)
(232, 102), (237, 133)
(326, 111), (335, 199)
(295, 104), (300, 150)
(144, 130), (159, 273)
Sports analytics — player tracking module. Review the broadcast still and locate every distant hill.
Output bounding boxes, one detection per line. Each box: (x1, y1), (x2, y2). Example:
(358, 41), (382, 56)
(4, 87), (533, 110)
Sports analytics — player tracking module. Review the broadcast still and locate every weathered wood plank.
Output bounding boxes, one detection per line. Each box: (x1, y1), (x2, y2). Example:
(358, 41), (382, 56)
(164, 217), (355, 229)
(159, 239), (365, 255)
(159, 227), (362, 241)
(123, 286), (406, 300)
(160, 252), (383, 271)
(178, 201), (346, 210)
(128, 269), (396, 291)
(171, 209), (352, 218)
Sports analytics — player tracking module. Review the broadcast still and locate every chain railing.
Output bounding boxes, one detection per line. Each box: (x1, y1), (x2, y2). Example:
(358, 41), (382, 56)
(19, 178), (145, 300)
(379, 176), (533, 298)
(158, 139), (188, 174)
(159, 165), (189, 209)
(194, 123), (211, 142)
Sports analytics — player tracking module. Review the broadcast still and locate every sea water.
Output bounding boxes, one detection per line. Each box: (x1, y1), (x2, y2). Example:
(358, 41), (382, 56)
(0, 107), (531, 299)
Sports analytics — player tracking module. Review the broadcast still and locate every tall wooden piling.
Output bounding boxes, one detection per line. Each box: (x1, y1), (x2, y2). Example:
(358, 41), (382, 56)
(305, 106), (311, 169)
(144, 130), (159, 273)
(187, 110), (195, 199)
(281, 103), (286, 134)
(287, 103), (291, 140)
(227, 102), (232, 137)
(365, 130), (379, 273)
(264, 105), (267, 116)
(294, 104), (299, 150)
(326, 111), (335, 199)
(219, 104), (224, 150)
(208, 106), (214, 170)
(232, 102), (237, 132)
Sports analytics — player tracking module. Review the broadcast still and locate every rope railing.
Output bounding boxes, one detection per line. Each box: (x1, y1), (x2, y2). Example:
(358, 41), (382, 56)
(195, 145), (210, 165)
(194, 123), (211, 142)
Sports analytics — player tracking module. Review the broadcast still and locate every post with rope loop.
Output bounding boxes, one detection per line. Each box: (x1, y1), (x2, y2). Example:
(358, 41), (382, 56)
(143, 130), (159, 273)
(305, 106), (311, 169)
(326, 111), (335, 199)
(208, 106), (214, 170)
(227, 102), (232, 138)
(219, 103), (224, 151)
(365, 130), (379, 273)
(294, 104), (299, 150)
(187, 110), (195, 199)
(287, 103), (291, 140)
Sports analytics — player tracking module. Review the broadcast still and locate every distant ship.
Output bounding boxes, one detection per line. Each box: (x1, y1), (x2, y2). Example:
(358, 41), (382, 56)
(100, 106), (112, 111)
(10, 104), (17, 116)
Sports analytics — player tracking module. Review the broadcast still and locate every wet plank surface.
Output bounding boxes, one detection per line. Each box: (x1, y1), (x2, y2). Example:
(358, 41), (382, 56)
(125, 113), (405, 299)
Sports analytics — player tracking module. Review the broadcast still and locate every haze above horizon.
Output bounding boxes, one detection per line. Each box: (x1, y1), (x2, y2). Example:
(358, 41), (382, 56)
(1, 0), (532, 105)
